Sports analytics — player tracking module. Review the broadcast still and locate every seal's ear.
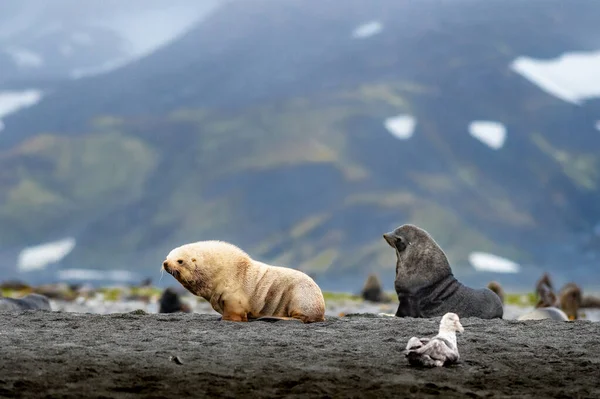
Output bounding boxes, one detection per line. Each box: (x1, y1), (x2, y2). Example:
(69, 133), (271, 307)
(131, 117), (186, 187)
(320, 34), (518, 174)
(383, 232), (407, 252)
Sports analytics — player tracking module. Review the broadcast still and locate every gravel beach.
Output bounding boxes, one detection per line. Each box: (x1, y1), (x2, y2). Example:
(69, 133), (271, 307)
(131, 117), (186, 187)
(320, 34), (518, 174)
(1, 310), (599, 398)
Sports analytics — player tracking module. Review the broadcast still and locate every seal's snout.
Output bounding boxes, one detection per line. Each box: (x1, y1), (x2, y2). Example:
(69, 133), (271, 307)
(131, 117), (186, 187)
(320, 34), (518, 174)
(383, 232), (395, 247)
(163, 260), (180, 279)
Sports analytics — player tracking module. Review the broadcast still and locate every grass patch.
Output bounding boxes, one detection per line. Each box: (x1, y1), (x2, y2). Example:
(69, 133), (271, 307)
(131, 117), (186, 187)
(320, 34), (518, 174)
(98, 288), (124, 302)
(323, 291), (397, 304)
(1, 288), (32, 297)
(505, 292), (537, 307)
(322, 291), (361, 302)
(129, 287), (162, 298)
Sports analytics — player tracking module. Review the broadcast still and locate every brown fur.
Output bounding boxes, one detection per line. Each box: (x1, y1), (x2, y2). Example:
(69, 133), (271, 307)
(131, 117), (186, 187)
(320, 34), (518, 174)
(535, 273), (559, 308)
(536, 273), (554, 292)
(559, 283), (581, 321)
(486, 281), (504, 304)
(162, 240), (325, 323)
(581, 295), (600, 308)
(361, 273), (389, 303)
(535, 274), (586, 320)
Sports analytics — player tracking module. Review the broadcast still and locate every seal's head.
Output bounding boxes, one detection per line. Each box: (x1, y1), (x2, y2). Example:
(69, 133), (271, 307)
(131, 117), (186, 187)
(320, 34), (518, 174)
(535, 285), (557, 309)
(162, 243), (214, 298)
(559, 283), (581, 321)
(383, 224), (452, 292)
(158, 287), (191, 313)
(487, 281), (504, 304)
(440, 312), (464, 334)
(162, 240), (251, 300)
(536, 272), (554, 292)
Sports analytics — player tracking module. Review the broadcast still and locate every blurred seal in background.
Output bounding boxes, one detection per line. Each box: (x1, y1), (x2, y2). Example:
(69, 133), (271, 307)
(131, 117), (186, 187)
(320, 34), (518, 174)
(0, 293), (52, 312)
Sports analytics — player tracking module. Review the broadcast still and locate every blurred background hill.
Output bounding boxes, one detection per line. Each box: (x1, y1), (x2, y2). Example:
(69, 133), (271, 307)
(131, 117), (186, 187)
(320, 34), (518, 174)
(1, 0), (600, 292)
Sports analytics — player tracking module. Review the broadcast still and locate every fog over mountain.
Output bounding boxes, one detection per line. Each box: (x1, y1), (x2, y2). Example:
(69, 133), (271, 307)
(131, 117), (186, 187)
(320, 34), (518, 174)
(1, 0), (600, 293)
(0, 0), (220, 84)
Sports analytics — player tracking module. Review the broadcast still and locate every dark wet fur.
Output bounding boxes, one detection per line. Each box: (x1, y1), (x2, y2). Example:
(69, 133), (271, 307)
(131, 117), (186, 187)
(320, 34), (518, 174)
(158, 288), (190, 314)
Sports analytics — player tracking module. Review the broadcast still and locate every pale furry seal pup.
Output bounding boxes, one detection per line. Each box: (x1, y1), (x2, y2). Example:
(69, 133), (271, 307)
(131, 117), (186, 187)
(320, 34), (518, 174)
(162, 240), (326, 323)
(517, 307), (569, 321)
(383, 224), (503, 319)
(403, 312), (464, 367)
(0, 293), (51, 311)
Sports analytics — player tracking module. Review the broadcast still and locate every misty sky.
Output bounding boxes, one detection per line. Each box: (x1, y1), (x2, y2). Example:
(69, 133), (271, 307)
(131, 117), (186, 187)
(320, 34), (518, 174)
(0, 0), (222, 56)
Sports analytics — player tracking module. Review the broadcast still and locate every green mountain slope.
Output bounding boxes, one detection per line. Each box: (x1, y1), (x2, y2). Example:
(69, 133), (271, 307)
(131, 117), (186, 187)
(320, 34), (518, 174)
(1, 0), (600, 289)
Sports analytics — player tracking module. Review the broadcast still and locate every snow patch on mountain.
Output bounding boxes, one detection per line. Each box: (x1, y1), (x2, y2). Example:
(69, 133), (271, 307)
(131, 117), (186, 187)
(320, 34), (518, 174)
(468, 120), (507, 150)
(57, 268), (140, 282)
(511, 50), (600, 105)
(17, 237), (76, 272)
(469, 252), (521, 273)
(70, 58), (130, 80)
(384, 115), (416, 140)
(0, 89), (43, 131)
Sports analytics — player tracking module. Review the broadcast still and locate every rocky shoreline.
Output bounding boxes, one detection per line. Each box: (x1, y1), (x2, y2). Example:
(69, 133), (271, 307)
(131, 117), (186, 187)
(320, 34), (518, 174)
(45, 295), (600, 322)
(1, 311), (599, 398)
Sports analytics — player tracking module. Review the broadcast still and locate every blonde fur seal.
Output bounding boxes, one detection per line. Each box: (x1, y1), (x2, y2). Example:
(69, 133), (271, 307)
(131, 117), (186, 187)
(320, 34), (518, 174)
(162, 240), (326, 323)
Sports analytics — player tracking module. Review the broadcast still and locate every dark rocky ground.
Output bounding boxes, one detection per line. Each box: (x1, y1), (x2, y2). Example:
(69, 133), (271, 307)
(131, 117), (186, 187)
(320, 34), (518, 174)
(0, 311), (599, 398)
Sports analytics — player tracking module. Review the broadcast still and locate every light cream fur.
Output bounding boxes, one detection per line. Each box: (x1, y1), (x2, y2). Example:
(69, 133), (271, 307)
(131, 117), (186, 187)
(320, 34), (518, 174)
(162, 240), (326, 323)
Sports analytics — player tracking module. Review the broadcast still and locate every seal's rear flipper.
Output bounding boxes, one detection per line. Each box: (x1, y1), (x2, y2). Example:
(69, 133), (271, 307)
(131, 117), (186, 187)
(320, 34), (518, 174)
(251, 316), (303, 323)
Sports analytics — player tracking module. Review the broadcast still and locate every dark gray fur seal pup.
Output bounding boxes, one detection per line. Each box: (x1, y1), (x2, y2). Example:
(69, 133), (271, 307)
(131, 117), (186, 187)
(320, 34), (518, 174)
(0, 294), (51, 311)
(383, 224), (503, 319)
(403, 312), (463, 367)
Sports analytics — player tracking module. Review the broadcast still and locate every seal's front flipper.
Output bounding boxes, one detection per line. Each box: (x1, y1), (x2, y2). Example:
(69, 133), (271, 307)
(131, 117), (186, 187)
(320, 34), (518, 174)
(251, 316), (303, 323)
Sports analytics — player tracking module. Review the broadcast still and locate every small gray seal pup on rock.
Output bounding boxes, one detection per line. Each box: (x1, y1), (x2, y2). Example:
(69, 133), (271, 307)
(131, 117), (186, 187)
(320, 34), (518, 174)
(383, 224), (503, 319)
(0, 293), (52, 311)
(403, 312), (464, 367)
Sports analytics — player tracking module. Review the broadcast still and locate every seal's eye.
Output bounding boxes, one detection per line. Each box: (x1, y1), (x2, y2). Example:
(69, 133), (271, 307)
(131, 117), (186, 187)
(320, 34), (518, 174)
(177, 259), (183, 265)
(395, 237), (407, 252)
